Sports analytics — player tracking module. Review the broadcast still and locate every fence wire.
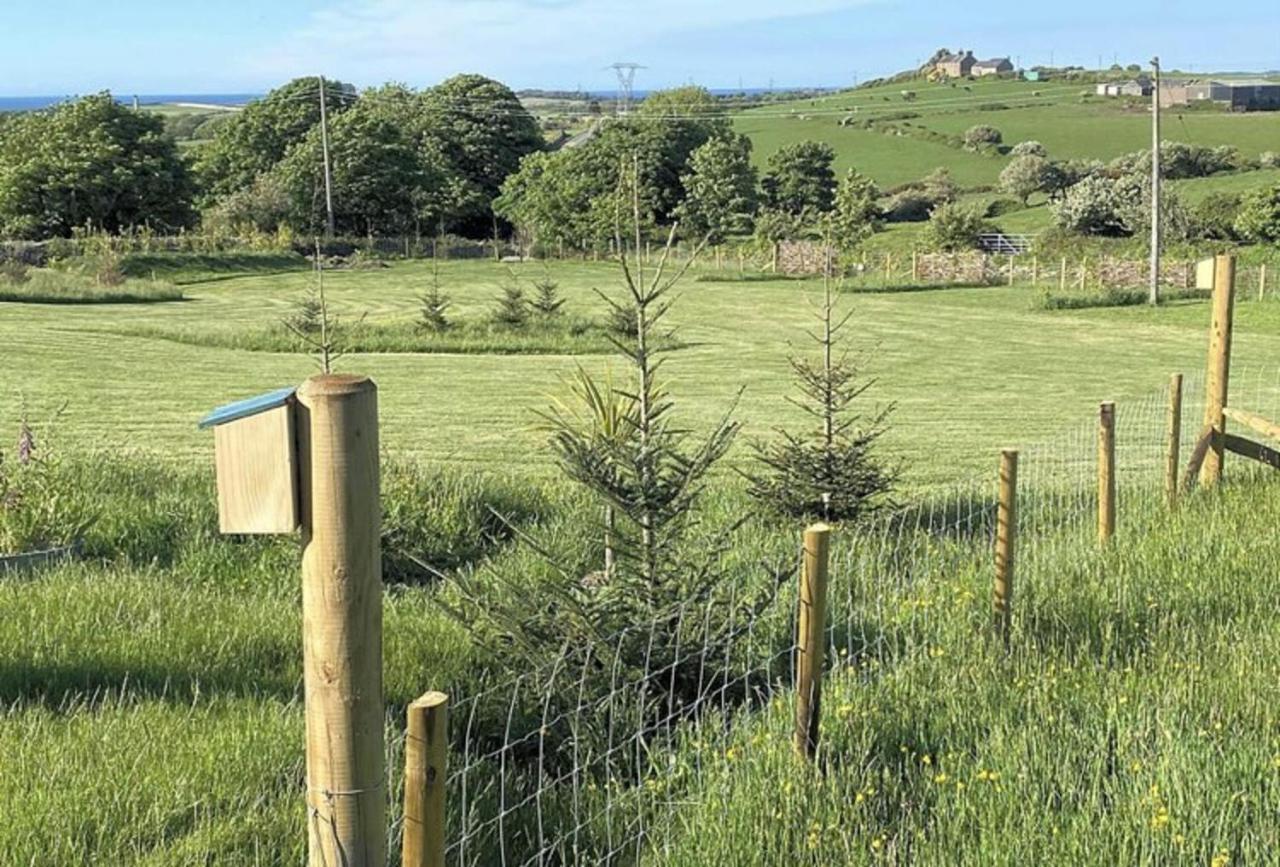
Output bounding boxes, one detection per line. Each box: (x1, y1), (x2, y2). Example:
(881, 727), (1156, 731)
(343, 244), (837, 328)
(390, 364), (1280, 866)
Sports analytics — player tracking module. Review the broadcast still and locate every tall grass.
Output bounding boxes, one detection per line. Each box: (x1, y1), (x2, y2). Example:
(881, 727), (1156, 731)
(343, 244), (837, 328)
(0, 268), (183, 304)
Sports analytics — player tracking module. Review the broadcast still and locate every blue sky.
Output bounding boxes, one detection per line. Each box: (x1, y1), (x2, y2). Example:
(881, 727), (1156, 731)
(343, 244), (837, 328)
(5, 0), (1279, 96)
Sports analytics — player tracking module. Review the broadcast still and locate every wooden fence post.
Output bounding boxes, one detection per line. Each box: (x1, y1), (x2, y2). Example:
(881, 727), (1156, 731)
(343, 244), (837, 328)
(1031, 256), (1039, 286)
(1259, 263), (1268, 302)
(1008, 254), (1016, 286)
(1166, 373), (1183, 509)
(297, 374), (385, 867)
(795, 523), (831, 761)
(994, 449), (1018, 644)
(403, 692), (449, 867)
(1098, 401), (1117, 545)
(1079, 257), (1088, 291)
(883, 253), (892, 283)
(1201, 254), (1236, 487)
(1059, 257), (1068, 293)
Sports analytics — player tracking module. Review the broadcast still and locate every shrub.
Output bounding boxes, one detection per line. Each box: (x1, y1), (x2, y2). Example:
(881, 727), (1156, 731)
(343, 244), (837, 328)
(882, 191), (934, 223)
(0, 260), (31, 285)
(925, 203), (993, 251)
(963, 124), (1003, 152)
(1011, 140), (1047, 158)
(1235, 183), (1280, 245)
(1194, 192), (1244, 242)
(1051, 175), (1125, 236)
(1260, 152), (1280, 169)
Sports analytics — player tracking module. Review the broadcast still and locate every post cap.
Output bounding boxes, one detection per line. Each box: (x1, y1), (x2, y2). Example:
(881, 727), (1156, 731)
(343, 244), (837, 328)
(298, 374), (376, 399)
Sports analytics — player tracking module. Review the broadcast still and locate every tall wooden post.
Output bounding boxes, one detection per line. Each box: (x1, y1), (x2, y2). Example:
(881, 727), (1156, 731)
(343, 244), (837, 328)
(297, 374), (385, 867)
(1259, 263), (1268, 302)
(794, 523), (831, 761)
(1031, 256), (1039, 286)
(1201, 255), (1236, 487)
(994, 449), (1018, 644)
(1008, 254), (1016, 286)
(1166, 373), (1183, 509)
(1059, 257), (1068, 293)
(1098, 401), (1117, 545)
(403, 692), (449, 867)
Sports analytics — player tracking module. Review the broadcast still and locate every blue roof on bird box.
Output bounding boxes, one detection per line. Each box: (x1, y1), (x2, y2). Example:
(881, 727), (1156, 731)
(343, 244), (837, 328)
(199, 387), (297, 430)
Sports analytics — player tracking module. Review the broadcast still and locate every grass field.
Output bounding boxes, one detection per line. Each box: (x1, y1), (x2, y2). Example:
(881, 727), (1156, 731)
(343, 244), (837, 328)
(3, 257), (1278, 485)
(4, 252), (1280, 864)
(736, 77), (1280, 193)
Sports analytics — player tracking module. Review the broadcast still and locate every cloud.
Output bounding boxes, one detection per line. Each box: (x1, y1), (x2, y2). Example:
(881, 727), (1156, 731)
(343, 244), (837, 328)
(239, 0), (881, 87)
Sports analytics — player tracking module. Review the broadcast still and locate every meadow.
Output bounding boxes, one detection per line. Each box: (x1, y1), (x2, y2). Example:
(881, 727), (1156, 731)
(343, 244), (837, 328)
(3, 253), (1280, 864)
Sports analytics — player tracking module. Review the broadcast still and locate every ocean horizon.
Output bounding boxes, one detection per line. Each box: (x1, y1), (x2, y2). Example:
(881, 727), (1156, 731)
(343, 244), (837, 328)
(0, 93), (262, 112)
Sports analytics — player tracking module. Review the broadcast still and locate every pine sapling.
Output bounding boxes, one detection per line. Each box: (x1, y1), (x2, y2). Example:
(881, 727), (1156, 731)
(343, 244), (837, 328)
(746, 250), (896, 522)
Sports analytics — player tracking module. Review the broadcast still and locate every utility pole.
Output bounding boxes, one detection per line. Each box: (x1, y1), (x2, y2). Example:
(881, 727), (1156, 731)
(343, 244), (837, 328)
(317, 75), (336, 239)
(1150, 57), (1162, 306)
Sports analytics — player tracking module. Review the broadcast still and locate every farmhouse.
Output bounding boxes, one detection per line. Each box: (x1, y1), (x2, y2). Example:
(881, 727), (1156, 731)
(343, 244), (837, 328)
(935, 50), (976, 78)
(1161, 79), (1280, 111)
(973, 57), (1014, 77)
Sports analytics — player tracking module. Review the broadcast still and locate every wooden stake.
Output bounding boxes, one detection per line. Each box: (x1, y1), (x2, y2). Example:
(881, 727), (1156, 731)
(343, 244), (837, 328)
(1260, 263), (1268, 302)
(1008, 254), (1016, 286)
(1201, 255), (1236, 487)
(402, 692), (448, 867)
(1166, 373), (1183, 509)
(1079, 257), (1088, 291)
(297, 374), (385, 867)
(994, 449), (1018, 644)
(1059, 257), (1068, 293)
(795, 523), (831, 761)
(884, 253), (892, 282)
(1098, 401), (1117, 545)
(1031, 256), (1039, 286)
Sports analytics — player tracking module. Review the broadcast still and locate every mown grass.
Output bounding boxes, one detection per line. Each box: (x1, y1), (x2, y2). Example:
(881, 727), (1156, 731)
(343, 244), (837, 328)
(7, 258), (1280, 486)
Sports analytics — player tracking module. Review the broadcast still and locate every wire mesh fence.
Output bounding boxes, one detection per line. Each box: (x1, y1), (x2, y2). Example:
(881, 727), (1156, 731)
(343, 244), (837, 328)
(385, 363), (1280, 865)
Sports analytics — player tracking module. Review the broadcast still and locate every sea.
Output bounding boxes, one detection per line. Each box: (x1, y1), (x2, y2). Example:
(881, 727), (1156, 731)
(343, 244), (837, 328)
(0, 93), (261, 112)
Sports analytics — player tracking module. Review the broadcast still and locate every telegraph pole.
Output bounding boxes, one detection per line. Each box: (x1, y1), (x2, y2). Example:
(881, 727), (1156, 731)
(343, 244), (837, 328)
(318, 75), (336, 239)
(1150, 57), (1162, 305)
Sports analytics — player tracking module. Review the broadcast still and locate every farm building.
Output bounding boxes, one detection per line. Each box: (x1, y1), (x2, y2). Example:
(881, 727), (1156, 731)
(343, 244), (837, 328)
(935, 50), (977, 78)
(973, 57), (1014, 77)
(1161, 79), (1280, 111)
(1095, 77), (1152, 98)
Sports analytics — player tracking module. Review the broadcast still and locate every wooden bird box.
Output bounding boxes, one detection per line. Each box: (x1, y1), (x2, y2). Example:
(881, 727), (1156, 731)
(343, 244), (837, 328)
(199, 387), (300, 534)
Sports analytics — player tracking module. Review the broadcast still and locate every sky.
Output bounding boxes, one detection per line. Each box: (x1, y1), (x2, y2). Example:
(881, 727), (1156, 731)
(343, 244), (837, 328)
(4, 0), (1279, 96)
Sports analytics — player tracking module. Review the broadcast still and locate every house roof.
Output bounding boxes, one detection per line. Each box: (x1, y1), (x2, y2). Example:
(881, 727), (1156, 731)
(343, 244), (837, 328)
(937, 51), (975, 64)
(974, 57), (1012, 69)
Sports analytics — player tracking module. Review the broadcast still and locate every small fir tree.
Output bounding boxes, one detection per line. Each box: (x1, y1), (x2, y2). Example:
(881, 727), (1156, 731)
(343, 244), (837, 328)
(746, 254), (896, 522)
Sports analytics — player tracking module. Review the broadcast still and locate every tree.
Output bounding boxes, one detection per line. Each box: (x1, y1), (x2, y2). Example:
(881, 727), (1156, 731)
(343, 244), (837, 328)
(999, 154), (1051, 205)
(1235, 183), (1280, 244)
(271, 98), (436, 236)
(762, 141), (836, 216)
(674, 133), (758, 242)
(746, 266), (895, 522)
(925, 203), (993, 251)
(1050, 175), (1125, 236)
(196, 77), (356, 202)
(963, 124), (1003, 152)
(417, 74), (544, 233)
(0, 94), (195, 239)
(825, 168), (881, 250)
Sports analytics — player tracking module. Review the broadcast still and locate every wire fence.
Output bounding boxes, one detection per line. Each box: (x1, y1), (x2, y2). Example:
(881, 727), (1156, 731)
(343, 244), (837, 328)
(382, 363), (1280, 865)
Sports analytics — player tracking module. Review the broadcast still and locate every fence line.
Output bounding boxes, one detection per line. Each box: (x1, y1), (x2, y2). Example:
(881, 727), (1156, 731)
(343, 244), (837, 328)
(388, 355), (1278, 865)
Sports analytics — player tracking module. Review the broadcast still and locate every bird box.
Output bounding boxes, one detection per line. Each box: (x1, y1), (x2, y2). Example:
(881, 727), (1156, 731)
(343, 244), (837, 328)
(1196, 258), (1217, 291)
(199, 387), (300, 534)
